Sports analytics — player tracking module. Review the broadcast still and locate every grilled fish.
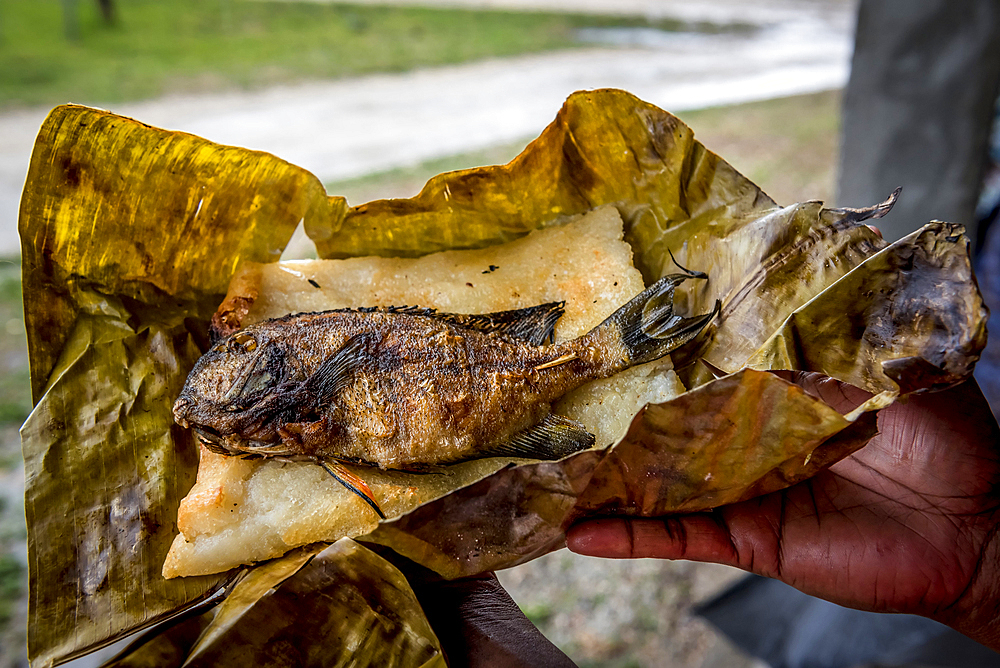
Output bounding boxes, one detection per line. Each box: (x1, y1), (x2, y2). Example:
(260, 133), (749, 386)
(174, 266), (719, 516)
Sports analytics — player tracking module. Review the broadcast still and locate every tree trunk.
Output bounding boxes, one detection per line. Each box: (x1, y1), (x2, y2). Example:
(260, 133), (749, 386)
(96, 0), (116, 26)
(62, 0), (80, 41)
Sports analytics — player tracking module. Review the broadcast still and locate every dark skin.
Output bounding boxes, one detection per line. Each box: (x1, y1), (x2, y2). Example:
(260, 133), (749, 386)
(394, 560), (576, 667)
(414, 376), (1000, 664)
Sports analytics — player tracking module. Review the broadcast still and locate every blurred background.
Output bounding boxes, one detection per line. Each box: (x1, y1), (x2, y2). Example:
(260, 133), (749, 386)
(2, 0), (1000, 666)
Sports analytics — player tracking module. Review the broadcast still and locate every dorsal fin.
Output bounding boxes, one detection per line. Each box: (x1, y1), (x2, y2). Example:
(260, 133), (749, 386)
(325, 302), (566, 346)
(436, 302), (566, 345)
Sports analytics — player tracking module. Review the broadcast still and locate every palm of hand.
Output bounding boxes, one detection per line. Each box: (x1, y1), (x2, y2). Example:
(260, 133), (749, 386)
(567, 376), (1000, 644)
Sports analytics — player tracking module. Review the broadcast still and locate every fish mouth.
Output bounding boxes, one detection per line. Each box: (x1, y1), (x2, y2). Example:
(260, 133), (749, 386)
(239, 440), (295, 457)
(191, 426), (234, 455)
(190, 425), (293, 458)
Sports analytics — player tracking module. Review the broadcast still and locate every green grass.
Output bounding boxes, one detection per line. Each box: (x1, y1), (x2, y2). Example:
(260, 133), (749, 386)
(0, 263), (29, 430)
(519, 601), (555, 627)
(0, 554), (22, 626)
(676, 90), (842, 207)
(0, 0), (743, 110)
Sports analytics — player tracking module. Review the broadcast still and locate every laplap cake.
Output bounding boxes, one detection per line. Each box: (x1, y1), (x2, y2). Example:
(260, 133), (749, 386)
(164, 205), (687, 577)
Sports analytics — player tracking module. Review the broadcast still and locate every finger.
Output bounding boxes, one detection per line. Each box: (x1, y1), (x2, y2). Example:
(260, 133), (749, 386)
(771, 370), (872, 414)
(567, 515), (747, 567)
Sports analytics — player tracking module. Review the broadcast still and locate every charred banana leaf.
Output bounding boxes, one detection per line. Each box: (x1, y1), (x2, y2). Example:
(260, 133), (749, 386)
(747, 222), (988, 394)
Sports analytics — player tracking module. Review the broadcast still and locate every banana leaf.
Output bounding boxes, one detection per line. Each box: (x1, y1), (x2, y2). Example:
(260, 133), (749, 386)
(19, 105), (336, 666)
(362, 370), (886, 579)
(747, 221), (987, 394)
(19, 90), (987, 666)
(101, 541), (443, 668)
(316, 90), (896, 389)
(183, 540), (444, 667)
(102, 541), (444, 668)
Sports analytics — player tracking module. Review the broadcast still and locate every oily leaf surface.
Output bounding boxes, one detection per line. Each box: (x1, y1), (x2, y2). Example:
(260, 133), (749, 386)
(363, 450), (604, 580)
(99, 546), (320, 668)
(101, 542), (443, 668)
(19, 105), (336, 667)
(100, 600), (220, 668)
(674, 199), (891, 383)
(101, 616), (213, 668)
(576, 369), (880, 516)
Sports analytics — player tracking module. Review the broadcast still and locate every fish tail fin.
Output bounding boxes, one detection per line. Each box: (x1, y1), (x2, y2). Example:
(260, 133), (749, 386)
(598, 267), (720, 367)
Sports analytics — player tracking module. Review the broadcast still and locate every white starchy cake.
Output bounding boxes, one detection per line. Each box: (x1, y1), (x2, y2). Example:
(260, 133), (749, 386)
(163, 205), (686, 578)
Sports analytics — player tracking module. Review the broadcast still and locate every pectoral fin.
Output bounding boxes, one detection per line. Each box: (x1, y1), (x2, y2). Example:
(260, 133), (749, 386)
(304, 333), (374, 404)
(481, 413), (595, 460)
(252, 336), (372, 425)
(319, 460), (386, 520)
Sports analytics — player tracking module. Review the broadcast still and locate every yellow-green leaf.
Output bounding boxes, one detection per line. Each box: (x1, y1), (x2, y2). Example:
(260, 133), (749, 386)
(19, 105), (338, 666)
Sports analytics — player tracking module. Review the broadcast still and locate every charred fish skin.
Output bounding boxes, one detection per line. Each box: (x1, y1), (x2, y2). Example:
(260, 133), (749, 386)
(173, 270), (719, 470)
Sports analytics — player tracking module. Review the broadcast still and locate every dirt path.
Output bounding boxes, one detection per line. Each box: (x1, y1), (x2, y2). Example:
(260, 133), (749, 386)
(291, 0), (854, 23)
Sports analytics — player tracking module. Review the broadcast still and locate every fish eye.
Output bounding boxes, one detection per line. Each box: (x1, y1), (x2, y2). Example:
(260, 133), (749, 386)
(228, 332), (258, 353)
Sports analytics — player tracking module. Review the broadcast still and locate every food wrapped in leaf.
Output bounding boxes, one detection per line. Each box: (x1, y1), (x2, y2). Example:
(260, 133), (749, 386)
(18, 89), (986, 666)
(164, 206), (697, 578)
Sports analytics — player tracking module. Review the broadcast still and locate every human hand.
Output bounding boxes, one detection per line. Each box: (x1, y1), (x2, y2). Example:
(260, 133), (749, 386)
(567, 374), (1000, 651)
(401, 566), (576, 668)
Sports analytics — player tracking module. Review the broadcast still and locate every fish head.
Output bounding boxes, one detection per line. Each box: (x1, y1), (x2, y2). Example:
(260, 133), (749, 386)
(173, 326), (306, 455)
